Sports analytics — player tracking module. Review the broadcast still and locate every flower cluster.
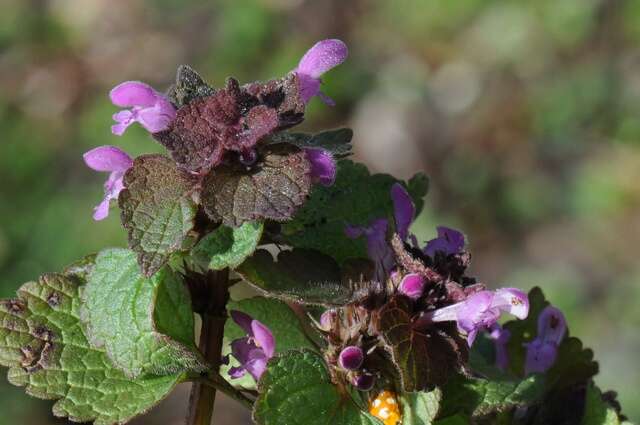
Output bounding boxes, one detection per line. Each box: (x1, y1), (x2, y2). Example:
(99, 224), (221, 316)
(84, 39), (347, 221)
(318, 184), (533, 392)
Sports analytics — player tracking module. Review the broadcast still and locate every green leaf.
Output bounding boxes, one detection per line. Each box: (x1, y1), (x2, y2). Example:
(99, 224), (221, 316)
(439, 374), (546, 420)
(82, 248), (207, 378)
(270, 128), (353, 158)
(503, 287), (598, 389)
(582, 384), (625, 425)
(433, 414), (469, 425)
(192, 222), (264, 270)
(222, 296), (316, 390)
(0, 265), (182, 424)
(376, 296), (467, 392)
(400, 390), (442, 425)
(281, 160), (428, 263)
(253, 350), (382, 425)
(201, 144), (312, 227)
(236, 249), (360, 306)
(119, 154), (198, 276)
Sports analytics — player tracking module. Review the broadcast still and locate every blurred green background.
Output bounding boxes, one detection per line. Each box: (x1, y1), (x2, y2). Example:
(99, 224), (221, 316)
(0, 0), (638, 423)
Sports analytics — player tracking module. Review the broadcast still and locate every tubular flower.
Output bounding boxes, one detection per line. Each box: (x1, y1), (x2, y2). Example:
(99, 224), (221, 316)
(294, 39), (348, 105)
(425, 288), (529, 346)
(110, 81), (176, 135)
(345, 218), (395, 283)
(227, 311), (275, 382)
(390, 183), (415, 242)
(525, 305), (567, 375)
(488, 323), (511, 370)
(305, 148), (337, 186)
(83, 146), (133, 221)
(424, 226), (465, 257)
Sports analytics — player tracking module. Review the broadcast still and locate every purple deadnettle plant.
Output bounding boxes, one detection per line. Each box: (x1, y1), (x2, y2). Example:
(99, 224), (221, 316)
(0, 38), (627, 425)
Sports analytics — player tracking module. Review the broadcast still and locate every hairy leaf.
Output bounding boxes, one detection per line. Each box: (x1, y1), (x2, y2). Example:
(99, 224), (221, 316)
(167, 64), (215, 107)
(438, 374), (546, 420)
(222, 296), (316, 390)
(0, 265), (182, 424)
(235, 249), (362, 306)
(253, 350), (382, 425)
(376, 297), (467, 392)
(281, 160), (429, 263)
(201, 144), (312, 227)
(82, 248), (206, 378)
(400, 390), (442, 425)
(192, 222), (264, 270)
(119, 154), (198, 276)
(269, 128), (353, 158)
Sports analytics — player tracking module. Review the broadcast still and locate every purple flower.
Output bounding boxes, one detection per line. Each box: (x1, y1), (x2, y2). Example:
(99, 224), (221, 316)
(294, 39), (348, 105)
(424, 226), (465, 257)
(398, 273), (426, 300)
(488, 323), (511, 370)
(391, 183), (415, 242)
(339, 346), (364, 370)
(83, 146), (133, 221)
(305, 148), (337, 186)
(228, 310), (275, 382)
(345, 218), (395, 283)
(525, 306), (566, 375)
(352, 373), (375, 391)
(110, 81), (176, 135)
(425, 288), (529, 346)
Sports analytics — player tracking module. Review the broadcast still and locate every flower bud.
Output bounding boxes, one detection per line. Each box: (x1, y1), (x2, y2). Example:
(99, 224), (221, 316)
(319, 309), (336, 331)
(398, 273), (426, 300)
(352, 373), (375, 391)
(338, 346), (364, 370)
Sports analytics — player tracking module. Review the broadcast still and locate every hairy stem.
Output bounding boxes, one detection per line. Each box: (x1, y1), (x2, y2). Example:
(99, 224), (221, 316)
(186, 269), (230, 425)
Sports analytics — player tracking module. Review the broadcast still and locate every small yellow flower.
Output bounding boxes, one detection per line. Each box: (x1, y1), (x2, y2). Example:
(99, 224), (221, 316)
(369, 390), (401, 425)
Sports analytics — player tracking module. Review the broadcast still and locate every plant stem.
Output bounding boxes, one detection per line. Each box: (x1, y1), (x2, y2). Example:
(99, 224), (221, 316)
(196, 374), (254, 410)
(186, 269), (230, 425)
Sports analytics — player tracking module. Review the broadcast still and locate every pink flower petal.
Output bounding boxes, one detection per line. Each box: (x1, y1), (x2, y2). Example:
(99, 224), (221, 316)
(492, 288), (529, 320)
(536, 306), (566, 346)
(83, 146), (133, 172)
(391, 183), (415, 241)
(230, 310), (254, 335)
(251, 320), (275, 358)
(110, 81), (161, 108)
(296, 39), (348, 79)
(92, 197), (111, 221)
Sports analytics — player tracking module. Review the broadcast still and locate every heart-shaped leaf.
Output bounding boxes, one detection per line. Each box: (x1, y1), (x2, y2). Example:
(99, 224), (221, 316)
(119, 154), (198, 276)
(375, 296), (467, 392)
(0, 261), (183, 424)
(236, 249), (361, 306)
(82, 248), (207, 378)
(201, 144), (312, 227)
